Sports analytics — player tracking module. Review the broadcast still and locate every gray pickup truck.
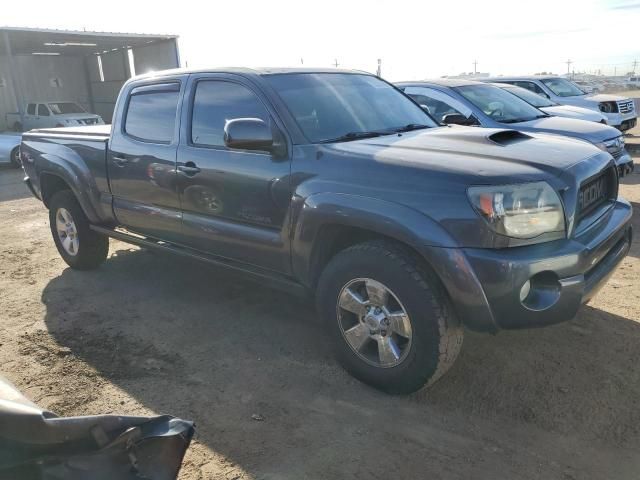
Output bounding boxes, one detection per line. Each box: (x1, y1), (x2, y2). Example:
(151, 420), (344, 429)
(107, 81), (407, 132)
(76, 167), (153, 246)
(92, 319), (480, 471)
(21, 68), (632, 393)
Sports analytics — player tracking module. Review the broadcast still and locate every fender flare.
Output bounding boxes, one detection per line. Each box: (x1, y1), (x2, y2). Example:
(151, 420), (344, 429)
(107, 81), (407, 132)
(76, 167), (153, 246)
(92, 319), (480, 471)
(291, 192), (498, 332)
(24, 139), (109, 224)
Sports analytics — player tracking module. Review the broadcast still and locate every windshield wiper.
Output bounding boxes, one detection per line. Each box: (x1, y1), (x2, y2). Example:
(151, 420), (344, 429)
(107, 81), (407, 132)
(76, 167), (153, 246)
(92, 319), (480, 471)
(393, 123), (431, 133)
(319, 131), (384, 143)
(500, 117), (536, 124)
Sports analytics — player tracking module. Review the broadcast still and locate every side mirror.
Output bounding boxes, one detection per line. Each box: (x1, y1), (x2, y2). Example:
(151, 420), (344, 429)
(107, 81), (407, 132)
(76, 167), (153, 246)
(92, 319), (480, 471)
(442, 113), (473, 126)
(224, 118), (273, 152)
(419, 104), (431, 114)
(537, 91), (550, 99)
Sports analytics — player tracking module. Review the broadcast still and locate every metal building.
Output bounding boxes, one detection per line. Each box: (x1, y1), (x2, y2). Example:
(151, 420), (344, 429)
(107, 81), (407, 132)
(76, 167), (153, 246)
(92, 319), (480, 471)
(0, 27), (180, 131)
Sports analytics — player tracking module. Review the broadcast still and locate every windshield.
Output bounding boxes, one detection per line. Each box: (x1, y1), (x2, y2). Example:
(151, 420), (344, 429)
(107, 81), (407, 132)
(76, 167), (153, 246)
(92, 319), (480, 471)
(455, 84), (545, 124)
(540, 78), (586, 97)
(502, 85), (557, 108)
(48, 102), (86, 114)
(264, 73), (436, 143)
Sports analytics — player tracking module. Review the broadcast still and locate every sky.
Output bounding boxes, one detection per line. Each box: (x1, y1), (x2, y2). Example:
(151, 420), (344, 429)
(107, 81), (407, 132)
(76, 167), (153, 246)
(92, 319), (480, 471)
(2, 0), (639, 80)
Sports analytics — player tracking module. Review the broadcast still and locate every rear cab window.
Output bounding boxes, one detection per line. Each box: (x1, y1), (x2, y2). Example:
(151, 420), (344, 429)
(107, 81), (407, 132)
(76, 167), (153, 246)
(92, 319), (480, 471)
(124, 83), (180, 143)
(27, 104), (36, 115)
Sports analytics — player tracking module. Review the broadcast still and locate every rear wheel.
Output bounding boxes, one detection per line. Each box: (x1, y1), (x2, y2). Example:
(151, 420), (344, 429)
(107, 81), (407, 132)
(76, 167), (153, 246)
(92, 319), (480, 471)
(316, 241), (463, 394)
(49, 190), (109, 270)
(10, 147), (21, 168)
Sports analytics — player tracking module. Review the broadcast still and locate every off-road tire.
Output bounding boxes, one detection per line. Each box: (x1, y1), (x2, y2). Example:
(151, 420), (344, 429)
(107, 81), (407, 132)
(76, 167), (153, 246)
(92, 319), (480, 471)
(316, 240), (463, 394)
(49, 190), (109, 270)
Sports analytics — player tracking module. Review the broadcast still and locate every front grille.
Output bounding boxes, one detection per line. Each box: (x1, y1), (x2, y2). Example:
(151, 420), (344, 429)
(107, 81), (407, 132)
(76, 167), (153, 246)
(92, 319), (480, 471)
(617, 100), (635, 115)
(577, 166), (617, 220)
(609, 148), (624, 160)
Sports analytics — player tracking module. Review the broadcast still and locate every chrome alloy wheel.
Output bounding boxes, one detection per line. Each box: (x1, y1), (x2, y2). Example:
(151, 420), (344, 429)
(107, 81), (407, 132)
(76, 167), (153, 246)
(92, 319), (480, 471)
(55, 208), (79, 256)
(337, 278), (413, 368)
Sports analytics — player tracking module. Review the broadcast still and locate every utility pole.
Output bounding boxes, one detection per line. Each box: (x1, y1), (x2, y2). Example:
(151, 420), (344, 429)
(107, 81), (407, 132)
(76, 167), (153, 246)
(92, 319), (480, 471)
(473, 59), (478, 74)
(333, 58), (339, 68)
(565, 59), (573, 75)
(300, 58), (304, 65)
(633, 59), (638, 74)
(376, 58), (382, 77)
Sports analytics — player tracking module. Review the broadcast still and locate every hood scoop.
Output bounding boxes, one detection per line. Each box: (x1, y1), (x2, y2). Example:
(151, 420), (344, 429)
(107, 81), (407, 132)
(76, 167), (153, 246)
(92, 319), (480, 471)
(487, 129), (532, 146)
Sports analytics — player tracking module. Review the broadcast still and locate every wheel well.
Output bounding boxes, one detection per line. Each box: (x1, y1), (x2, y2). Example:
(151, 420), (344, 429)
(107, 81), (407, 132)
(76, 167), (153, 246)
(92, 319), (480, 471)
(40, 173), (72, 208)
(310, 225), (436, 288)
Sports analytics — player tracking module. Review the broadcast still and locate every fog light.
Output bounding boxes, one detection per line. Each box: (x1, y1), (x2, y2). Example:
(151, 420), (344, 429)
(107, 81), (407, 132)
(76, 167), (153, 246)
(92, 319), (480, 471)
(520, 280), (531, 302)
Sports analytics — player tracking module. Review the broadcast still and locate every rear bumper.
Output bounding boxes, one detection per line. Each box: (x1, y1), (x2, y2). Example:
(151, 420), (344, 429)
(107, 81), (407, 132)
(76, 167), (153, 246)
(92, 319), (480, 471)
(456, 198), (632, 330)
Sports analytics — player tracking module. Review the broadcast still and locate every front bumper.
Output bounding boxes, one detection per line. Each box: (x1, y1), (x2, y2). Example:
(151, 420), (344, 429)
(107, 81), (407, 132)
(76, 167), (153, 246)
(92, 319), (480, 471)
(461, 198), (632, 330)
(604, 111), (637, 130)
(615, 151), (634, 178)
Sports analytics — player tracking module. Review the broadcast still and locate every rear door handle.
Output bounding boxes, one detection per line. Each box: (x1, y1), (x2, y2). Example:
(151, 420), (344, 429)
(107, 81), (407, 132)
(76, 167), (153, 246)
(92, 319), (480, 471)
(177, 162), (201, 176)
(112, 155), (129, 167)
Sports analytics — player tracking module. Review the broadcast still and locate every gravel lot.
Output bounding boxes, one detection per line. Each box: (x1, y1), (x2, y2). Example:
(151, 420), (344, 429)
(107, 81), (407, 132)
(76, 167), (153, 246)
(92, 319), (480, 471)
(2, 163), (640, 479)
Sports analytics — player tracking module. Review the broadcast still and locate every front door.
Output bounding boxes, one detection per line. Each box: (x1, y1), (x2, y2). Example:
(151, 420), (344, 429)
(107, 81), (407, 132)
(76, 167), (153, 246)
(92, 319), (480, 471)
(108, 79), (184, 242)
(176, 74), (292, 273)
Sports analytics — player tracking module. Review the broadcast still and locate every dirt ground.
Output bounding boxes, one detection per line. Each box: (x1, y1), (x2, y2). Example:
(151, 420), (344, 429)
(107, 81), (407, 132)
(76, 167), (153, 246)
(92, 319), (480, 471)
(2, 163), (640, 480)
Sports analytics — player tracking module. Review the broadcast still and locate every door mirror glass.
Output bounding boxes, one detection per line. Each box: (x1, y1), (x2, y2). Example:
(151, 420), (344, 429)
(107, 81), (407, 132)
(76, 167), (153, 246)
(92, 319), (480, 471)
(224, 118), (273, 152)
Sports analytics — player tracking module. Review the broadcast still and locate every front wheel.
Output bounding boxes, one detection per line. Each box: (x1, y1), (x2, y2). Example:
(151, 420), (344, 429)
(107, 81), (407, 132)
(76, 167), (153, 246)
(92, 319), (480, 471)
(316, 241), (463, 394)
(49, 190), (109, 270)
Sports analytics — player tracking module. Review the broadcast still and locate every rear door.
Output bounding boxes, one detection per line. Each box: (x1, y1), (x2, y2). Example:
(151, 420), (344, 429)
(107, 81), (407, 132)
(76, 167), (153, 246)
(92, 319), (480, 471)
(176, 73), (292, 273)
(24, 104), (37, 130)
(36, 104), (52, 128)
(108, 78), (184, 242)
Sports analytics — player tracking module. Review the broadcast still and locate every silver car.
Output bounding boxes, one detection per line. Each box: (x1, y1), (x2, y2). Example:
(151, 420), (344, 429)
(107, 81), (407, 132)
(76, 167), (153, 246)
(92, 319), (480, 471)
(0, 133), (21, 168)
(489, 83), (607, 123)
(397, 79), (634, 176)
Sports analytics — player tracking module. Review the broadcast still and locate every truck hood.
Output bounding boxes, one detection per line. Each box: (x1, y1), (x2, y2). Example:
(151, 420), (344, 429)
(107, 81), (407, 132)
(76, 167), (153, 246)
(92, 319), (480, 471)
(507, 115), (620, 143)
(559, 93), (631, 109)
(540, 104), (606, 123)
(324, 125), (607, 181)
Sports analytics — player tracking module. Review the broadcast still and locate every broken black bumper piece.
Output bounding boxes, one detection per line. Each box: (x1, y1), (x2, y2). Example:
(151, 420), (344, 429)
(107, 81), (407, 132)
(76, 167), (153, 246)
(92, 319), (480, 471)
(0, 376), (195, 480)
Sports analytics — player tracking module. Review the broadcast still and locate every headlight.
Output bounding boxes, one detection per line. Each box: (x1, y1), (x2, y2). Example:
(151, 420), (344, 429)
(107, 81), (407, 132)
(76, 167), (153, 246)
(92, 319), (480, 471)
(467, 182), (565, 239)
(598, 101), (618, 113)
(595, 136), (624, 153)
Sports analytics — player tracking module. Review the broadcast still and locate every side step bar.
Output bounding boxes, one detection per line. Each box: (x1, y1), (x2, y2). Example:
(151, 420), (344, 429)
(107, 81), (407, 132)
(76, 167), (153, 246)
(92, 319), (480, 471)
(90, 225), (309, 297)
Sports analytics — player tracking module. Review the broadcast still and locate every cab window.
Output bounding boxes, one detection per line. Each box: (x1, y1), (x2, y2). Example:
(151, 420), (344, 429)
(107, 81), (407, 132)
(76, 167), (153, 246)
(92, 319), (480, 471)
(191, 80), (270, 148)
(124, 84), (180, 143)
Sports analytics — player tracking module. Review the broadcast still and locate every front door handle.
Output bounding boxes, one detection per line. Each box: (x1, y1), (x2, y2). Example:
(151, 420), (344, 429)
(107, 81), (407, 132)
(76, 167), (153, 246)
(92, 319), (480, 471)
(112, 155), (129, 167)
(177, 162), (201, 176)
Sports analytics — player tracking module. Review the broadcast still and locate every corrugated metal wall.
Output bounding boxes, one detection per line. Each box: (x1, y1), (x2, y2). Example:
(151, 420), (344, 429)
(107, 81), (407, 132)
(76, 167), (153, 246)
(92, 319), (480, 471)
(0, 38), (179, 131)
(0, 55), (90, 131)
(87, 50), (130, 123)
(133, 39), (179, 76)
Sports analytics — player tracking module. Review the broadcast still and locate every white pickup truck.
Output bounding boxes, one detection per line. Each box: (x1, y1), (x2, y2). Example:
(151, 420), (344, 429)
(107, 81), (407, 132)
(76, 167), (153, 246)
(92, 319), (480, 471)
(7, 101), (104, 132)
